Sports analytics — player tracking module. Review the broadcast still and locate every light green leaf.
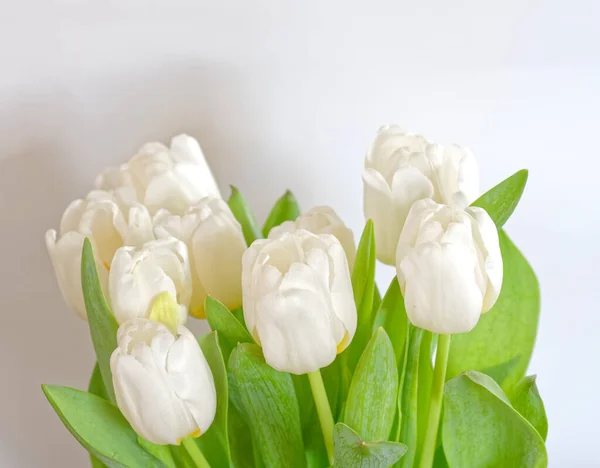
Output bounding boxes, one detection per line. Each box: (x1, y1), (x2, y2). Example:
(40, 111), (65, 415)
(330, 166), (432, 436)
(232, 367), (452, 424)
(88, 364), (109, 468)
(228, 186), (262, 245)
(443, 371), (547, 468)
(81, 238), (118, 404)
(510, 375), (548, 441)
(344, 328), (398, 441)
(334, 423), (407, 468)
(228, 344), (305, 468)
(372, 278), (408, 364)
(42, 385), (166, 468)
(447, 231), (540, 392)
(136, 437), (176, 468)
(471, 169), (528, 228)
(397, 326), (422, 467)
(262, 190), (301, 237)
(205, 297), (254, 360)
(416, 331), (434, 458)
(196, 332), (231, 467)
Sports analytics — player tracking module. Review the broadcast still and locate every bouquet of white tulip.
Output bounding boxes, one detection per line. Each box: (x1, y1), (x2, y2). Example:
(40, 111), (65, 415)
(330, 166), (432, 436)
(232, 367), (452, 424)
(43, 128), (547, 468)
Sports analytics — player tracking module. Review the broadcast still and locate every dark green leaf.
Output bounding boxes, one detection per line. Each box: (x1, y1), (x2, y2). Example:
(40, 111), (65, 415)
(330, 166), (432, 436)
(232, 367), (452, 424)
(205, 297), (254, 360)
(228, 404), (259, 468)
(196, 332), (231, 467)
(42, 385), (166, 468)
(344, 328), (398, 441)
(334, 423), (407, 468)
(372, 278), (408, 364)
(443, 371), (547, 468)
(471, 169), (528, 228)
(228, 186), (262, 245)
(81, 238), (118, 404)
(228, 344), (305, 468)
(447, 232), (540, 392)
(262, 190), (301, 237)
(397, 326), (423, 467)
(510, 375), (548, 441)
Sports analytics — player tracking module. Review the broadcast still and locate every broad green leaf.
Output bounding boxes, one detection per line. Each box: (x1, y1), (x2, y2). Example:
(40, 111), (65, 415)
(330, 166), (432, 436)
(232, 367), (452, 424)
(397, 326), (423, 467)
(205, 297), (254, 360)
(228, 404), (259, 468)
(334, 423), (407, 468)
(228, 186), (263, 245)
(322, 358), (342, 419)
(88, 364), (109, 468)
(416, 332), (434, 458)
(228, 343), (305, 468)
(137, 437), (176, 468)
(372, 278), (408, 364)
(471, 169), (528, 228)
(447, 232), (540, 391)
(81, 238), (118, 404)
(372, 284), (382, 315)
(42, 385), (166, 468)
(344, 328), (398, 441)
(196, 332), (231, 467)
(262, 190), (301, 237)
(443, 371), (547, 468)
(510, 375), (548, 441)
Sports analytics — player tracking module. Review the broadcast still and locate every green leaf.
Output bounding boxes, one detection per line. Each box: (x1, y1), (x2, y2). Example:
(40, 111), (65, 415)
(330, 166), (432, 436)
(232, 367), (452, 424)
(372, 278), (408, 364)
(137, 437), (176, 468)
(471, 169), (528, 228)
(228, 404), (259, 468)
(228, 186), (262, 245)
(88, 363), (110, 468)
(42, 385), (166, 468)
(442, 371), (547, 468)
(333, 423), (407, 468)
(228, 343), (305, 468)
(416, 332), (434, 458)
(447, 231), (540, 392)
(397, 326), (423, 467)
(344, 328), (398, 441)
(196, 332), (231, 467)
(510, 375), (548, 441)
(262, 190), (301, 237)
(81, 238), (118, 404)
(205, 297), (254, 360)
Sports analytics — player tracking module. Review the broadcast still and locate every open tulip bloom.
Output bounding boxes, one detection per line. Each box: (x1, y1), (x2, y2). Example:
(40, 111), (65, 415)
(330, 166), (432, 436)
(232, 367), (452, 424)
(43, 131), (547, 468)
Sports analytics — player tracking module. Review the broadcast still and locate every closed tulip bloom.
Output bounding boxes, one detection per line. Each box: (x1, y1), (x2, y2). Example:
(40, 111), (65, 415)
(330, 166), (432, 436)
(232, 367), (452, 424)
(242, 230), (357, 374)
(268, 205), (356, 270)
(396, 199), (503, 334)
(111, 319), (216, 445)
(109, 238), (192, 326)
(45, 191), (154, 319)
(154, 197), (246, 318)
(96, 134), (221, 216)
(363, 125), (479, 264)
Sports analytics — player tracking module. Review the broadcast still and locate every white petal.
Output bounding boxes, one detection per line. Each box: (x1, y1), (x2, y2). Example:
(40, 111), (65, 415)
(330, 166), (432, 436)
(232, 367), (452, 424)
(124, 203), (155, 247)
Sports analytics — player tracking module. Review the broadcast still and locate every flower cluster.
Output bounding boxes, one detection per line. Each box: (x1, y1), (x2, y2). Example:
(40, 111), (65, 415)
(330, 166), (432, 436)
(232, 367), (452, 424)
(43, 128), (545, 468)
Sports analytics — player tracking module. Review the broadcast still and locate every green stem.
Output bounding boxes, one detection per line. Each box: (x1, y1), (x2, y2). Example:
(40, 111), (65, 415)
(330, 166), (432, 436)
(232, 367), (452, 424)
(419, 334), (451, 468)
(182, 437), (211, 468)
(308, 370), (335, 465)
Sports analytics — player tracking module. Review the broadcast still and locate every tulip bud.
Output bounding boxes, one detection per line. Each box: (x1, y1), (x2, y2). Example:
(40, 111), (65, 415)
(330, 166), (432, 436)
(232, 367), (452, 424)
(268, 205), (356, 270)
(395, 199), (503, 334)
(363, 125), (479, 264)
(45, 191), (154, 319)
(242, 230), (357, 374)
(96, 134), (221, 216)
(110, 319), (216, 445)
(154, 197), (246, 318)
(108, 238), (192, 326)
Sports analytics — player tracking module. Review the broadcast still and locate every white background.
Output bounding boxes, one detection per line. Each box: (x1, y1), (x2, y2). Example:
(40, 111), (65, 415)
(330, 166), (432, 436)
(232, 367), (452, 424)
(1, 1), (598, 467)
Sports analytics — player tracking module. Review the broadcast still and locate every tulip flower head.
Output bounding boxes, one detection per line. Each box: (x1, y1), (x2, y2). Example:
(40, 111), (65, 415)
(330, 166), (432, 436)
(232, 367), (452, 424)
(363, 125), (479, 264)
(154, 197), (246, 318)
(268, 205), (356, 270)
(242, 230), (357, 374)
(111, 319), (216, 445)
(396, 199), (503, 334)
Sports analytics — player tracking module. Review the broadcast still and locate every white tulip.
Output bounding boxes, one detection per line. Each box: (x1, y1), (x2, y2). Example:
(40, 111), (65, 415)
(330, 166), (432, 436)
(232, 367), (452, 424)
(109, 238), (192, 326)
(396, 199), (503, 334)
(363, 125), (479, 264)
(111, 319), (216, 445)
(268, 205), (356, 270)
(242, 230), (357, 374)
(96, 134), (221, 216)
(45, 191), (154, 319)
(154, 197), (246, 318)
